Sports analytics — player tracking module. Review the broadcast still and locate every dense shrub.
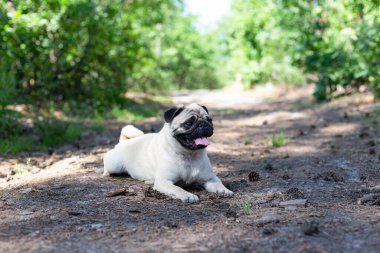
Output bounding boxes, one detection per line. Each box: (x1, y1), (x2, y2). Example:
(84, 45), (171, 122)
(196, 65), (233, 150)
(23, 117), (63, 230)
(0, 0), (221, 113)
(222, 0), (380, 100)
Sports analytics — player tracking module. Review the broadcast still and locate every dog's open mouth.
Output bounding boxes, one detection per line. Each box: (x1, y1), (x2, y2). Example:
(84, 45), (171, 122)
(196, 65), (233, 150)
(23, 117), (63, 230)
(194, 137), (210, 147)
(175, 135), (211, 150)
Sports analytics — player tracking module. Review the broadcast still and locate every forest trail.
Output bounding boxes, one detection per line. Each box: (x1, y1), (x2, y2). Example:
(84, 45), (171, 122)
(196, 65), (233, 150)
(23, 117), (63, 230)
(1, 85), (379, 252)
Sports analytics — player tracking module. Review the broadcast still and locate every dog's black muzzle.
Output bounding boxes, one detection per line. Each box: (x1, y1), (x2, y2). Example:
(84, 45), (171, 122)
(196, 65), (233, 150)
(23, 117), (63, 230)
(188, 120), (213, 138)
(174, 120), (214, 150)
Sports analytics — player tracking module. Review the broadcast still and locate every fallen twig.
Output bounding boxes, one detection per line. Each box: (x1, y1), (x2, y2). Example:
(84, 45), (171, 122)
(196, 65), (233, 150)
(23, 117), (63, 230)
(106, 188), (137, 197)
(106, 188), (127, 197)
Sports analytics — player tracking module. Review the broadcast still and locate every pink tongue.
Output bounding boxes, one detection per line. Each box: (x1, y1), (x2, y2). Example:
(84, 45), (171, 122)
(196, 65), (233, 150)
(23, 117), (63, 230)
(194, 137), (210, 146)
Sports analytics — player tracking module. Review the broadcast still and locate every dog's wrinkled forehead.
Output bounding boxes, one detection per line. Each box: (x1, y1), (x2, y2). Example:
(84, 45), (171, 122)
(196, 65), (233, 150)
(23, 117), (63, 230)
(164, 103), (209, 126)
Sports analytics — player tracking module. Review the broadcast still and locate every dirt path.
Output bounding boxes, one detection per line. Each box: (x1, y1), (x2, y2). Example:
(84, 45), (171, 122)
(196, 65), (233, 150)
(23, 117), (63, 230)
(1, 85), (380, 253)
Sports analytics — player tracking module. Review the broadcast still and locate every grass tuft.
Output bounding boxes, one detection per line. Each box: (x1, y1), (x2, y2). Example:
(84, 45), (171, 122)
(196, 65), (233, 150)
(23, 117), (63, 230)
(236, 201), (252, 215)
(12, 164), (30, 175)
(271, 131), (287, 147)
(35, 118), (85, 147)
(0, 137), (35, 154)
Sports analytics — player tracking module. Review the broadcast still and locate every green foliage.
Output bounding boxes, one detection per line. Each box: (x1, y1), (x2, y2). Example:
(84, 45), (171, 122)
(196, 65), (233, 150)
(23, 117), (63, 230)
(110, 104), (159, 122)
(271, 131), (287, 148)
(0, 109), (23, 139)
(12, 164), (30, 175)
(223, 0), (380, 100)
(0, 0), (221, 114)
(282, 0), (380, 101)
(34, 118), (84, 147)
(157, 17), (222, 90)
(0, 57), (16, 108)
(218, 0), (306, 87)
(0, 0), (223, 153)
(0, 109), (93, 153)
(0, 137), (35, 154)
(236, 201), (252, 215)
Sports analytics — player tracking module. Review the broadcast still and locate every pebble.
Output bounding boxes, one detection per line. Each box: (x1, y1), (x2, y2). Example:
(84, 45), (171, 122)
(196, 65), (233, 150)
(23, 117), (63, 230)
(302, 220), (319, 235)
(279, 199), (308, 207)
(20, 188), (33, 194)
(255, 215), (280, 227)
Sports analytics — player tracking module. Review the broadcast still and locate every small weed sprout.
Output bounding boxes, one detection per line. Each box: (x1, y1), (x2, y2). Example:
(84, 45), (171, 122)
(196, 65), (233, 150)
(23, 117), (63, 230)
(271, 131), (287, 147)
(237, 201), (252, 215)
(13, 164), (29, 175)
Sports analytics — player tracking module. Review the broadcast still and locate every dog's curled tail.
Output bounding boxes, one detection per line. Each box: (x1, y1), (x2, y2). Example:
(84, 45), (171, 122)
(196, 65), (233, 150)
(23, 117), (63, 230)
(119, 125), (144, 142)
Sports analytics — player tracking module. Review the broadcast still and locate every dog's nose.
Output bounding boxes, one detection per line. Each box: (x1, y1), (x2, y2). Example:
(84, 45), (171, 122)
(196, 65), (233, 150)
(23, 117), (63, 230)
(199, 121), (213, 137)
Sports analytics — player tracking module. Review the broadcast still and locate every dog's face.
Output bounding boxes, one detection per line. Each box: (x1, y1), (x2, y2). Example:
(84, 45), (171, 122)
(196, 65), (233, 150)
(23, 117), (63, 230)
(164, 104), (213, 150)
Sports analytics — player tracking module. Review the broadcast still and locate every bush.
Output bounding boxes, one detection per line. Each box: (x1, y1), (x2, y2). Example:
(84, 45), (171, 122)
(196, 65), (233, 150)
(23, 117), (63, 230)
(222, 0), (380, 100)
(0, 0), (222, 115)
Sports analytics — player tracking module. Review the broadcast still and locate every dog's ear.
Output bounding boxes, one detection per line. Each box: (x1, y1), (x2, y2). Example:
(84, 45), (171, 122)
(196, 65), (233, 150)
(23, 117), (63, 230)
(164, 105), (184, 123)
(199, 104), (209, 114)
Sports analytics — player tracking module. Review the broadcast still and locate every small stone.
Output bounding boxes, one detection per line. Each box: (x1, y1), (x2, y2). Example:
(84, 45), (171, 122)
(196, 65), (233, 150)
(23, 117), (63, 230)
(262, 120), (268, 125)
(279, 199), (308, 207)
(90, 223), (103, 229)
(30, 167), (40, 174)
(255, 215), (280, 227)
(357, 193), (380, 205)
(369, 149), (376, 155)
(302, 220), (319, 235)
(285, 206), (297, 211)
(266, 192), (276, 201)
(20, 188), (33, 194)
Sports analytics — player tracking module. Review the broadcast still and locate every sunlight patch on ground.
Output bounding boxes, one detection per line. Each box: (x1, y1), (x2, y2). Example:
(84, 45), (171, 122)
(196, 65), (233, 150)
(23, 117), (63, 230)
(282, 144), (322, 156)
(230, 111), (309, 127)
(319, 123), (360, 136)
(172, 89), (262, 108)
(0, 155), (101, 190)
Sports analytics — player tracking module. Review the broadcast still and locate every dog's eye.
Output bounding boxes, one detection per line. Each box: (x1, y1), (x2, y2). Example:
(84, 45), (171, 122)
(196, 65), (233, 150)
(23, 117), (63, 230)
(184, 121), (193, 128)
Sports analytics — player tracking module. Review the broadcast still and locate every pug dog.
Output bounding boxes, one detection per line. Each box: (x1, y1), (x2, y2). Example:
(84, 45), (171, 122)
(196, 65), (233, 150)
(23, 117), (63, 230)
(103, 103), (233, 203)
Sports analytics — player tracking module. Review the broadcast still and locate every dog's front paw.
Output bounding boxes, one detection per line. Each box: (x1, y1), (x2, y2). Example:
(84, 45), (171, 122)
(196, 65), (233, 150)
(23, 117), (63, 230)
(207, 184), (234, 197)
(178, 192), (199, 203)
(217, 188), (234, 197)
